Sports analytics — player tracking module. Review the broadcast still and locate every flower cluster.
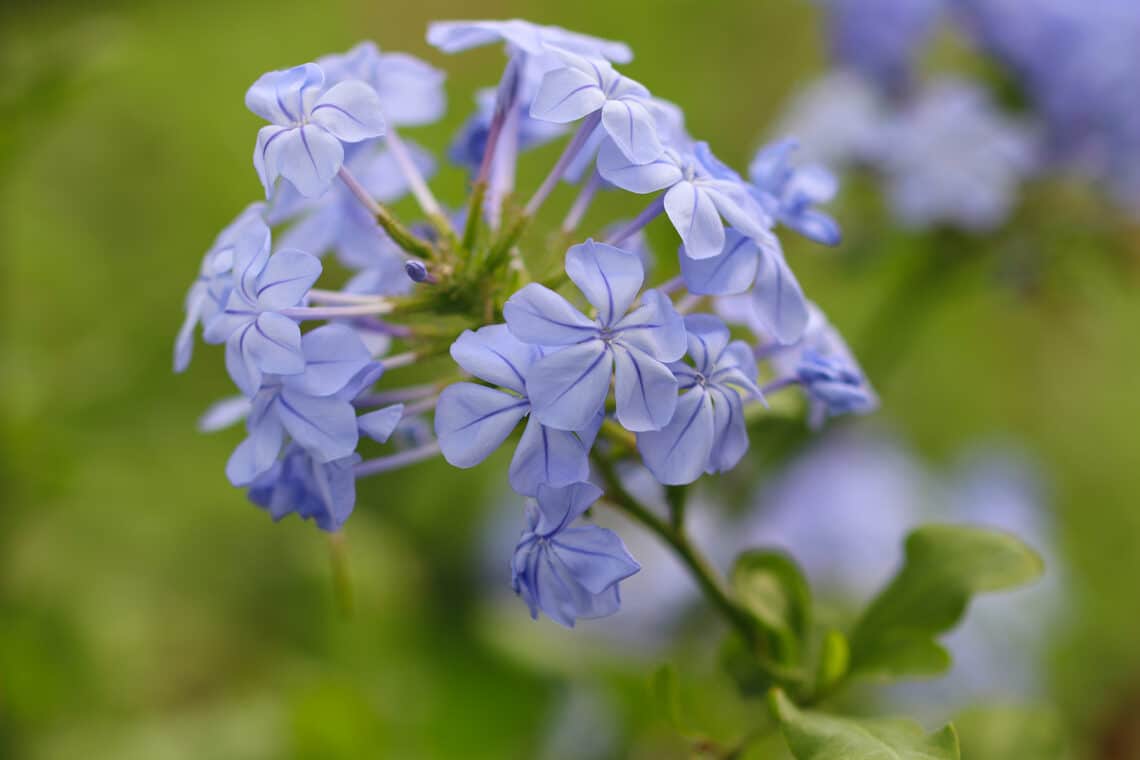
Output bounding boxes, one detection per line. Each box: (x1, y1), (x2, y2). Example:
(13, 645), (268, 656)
(176, 19), (873, 628)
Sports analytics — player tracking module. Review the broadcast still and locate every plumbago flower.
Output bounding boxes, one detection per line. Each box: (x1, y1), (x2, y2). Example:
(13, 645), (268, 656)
(503, 240), (686, 432)
(512, 483), (640, 627)
(434, 324), (601, 496)
(639, 315), (763, 485)
(748, 138), (842, 246)
(248, 63), (387, 197)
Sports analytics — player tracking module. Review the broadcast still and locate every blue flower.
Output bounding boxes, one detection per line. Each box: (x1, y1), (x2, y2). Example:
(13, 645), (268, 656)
(427, 19), (632, 64)
(448, 87), (567, 172)
(748, 138), (842, 246)
(248, 444), (362, 532)
(598, 140), (773, 259)
(318, 42), (446, 127)
(529, 50), (663, 164)
(680, 228), (810, 345)
(174, 203), (266, 372)
(511, 482), (640, 628)
(247, 63), (386, 198)
(201, 225), (322, 395)
(503, 240), (687, 432)
(226, 324), (381, 485)
(435, 325), (601, 496)
(638, 315), (762, 485)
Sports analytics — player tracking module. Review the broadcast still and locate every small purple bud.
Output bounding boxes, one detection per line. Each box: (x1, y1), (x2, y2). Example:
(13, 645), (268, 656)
(405, 260), (434, 284)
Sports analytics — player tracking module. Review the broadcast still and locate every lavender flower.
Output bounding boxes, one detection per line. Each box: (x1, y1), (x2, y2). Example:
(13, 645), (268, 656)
(434, 325), (601, 496)
(748, 138), (842, 246)
(248, 445), (362, 532)
(247, 63), (386, 197)
(511, 482), (640, 627)
(503, 240), (687, 432)
(638, 315), (762, 485)
(317, 42), (446, 127)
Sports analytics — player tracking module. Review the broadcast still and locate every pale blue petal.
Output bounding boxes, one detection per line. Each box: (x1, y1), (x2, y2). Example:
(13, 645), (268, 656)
(637, 388), (716, 486)
(703, 180), (773, 243)
(254, 125), (290, 197)
(245, 63), (324, 125)
(530, 65), (605, 123)
(683, 314), (731, 374)
(552, 525), (640, 593)
(449, 324), (540, 395)
(526, 340), (613, 431)
(358, 403), (404, 443)
(246, 312), (304, 376)
(197, 395), (251, 433)
(332, 361), (385, 402)
(370, 52), (447, 126)
(612, 290), (687, 362)
(752, 245), (810, 344)
(508, 416), (593, 496)
(434, 383), (528, 468)
(665, 181), (724, 260)
(503, 283), (598, 346)
(310, 81), (387, 142)
(230, 219), (272, 305)
(272, 125), (344, 198)
(601, 97), (663, 164)
(596, 139), (682, 193)
(254, 249), (321, 310)
(277, 202), (340, 255)
(707, 386), (748, 474)
(225, 394), (285, 486)
(786, 209), (842, 246)
(612, 344), (678, 432)
(276, 389), (359, 462)
(564, 239), (644, 326)
(174, 284), (206, 372)
(788, 164), (839, 204)
(680, 229), (760, 295)
(284, 323), (372, 396)
(354, 139), (437, 203)
(532, 482), (604, 534)
(224, 326), (261, 395)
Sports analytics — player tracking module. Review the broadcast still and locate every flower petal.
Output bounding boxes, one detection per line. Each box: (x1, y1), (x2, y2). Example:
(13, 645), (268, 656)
(197, 395), (251, 433)
(601, 96), (663, 164)
(612, 343), (678, 432)
(526, 340), (613, 431)
(752, 245), (810, 344)
(254, 248), (322, 310)
(532, 481), (604, 534)
(707, 385), (748, 474)
(225, 393), (285, 486)
(665, 181), (724, 260)
(245, 63), (324, 125)
(530, 65), (605, 123)
(357, 403), (404, 443)
(434, 383), (529, 468)
(596, 139), (682, 193)
(246, 312), (305, 376)
(508, 415), (595, 496)
(612, 290), (687, 362)
(284, 323), (372, 396)
(272, 125), (344, 198)
(449, 324), (540, 395)
(552, 525), (640, 593)
(680, 229), (761, 295)
(682, 314), (731, 374)
(637, 387), (716, 485)
(564, 239), (644, 326)
(254, 126), (290, 198)
(503, 283), (599, 346)
(276, 389), (359, 462)
(310, 81), (387, 142)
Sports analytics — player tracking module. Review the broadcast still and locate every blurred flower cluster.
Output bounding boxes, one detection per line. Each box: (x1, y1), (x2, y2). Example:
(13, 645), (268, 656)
(784, 0), (1140, 230)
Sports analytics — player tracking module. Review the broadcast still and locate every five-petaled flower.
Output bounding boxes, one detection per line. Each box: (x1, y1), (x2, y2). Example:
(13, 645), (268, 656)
(435, 325), (601, 496)
(503, 240), (687, 433)
(202, 222), (322, 395)
(247, 62), (386, 198)
(511, 482), (640, 628)
(748, 138), (842, 247)
(639, 315), (763, 485)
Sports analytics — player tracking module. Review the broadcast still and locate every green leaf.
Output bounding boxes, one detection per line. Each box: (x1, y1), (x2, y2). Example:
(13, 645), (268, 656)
(769, 689), (960, 760)
(848, 524), (1043, 680)
(731, 550), (811, 663)
(954, 705), (1069, 760)
(649, 663), (682, 730)
(815, 630), (849, 694)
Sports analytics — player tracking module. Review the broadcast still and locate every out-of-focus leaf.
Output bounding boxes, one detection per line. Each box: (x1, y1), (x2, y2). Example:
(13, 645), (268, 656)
(848, 524), (1043, 680)
(770, 689), (960, 760)
(731, 549), (811, 663)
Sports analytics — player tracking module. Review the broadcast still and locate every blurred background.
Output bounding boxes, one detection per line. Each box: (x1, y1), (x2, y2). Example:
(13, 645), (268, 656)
(2, 0), (1139, 758)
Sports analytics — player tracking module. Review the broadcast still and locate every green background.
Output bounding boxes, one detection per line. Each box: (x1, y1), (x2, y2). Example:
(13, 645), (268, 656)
(2, 0), (1139, 757)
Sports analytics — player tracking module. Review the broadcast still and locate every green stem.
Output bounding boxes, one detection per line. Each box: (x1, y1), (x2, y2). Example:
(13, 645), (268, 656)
(374, 203), (435, 261)
(462, 180), (487, 253)
(591, 453), (758, 648)
(328, 532), (354, 618)
(484, 213), (530, 272)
